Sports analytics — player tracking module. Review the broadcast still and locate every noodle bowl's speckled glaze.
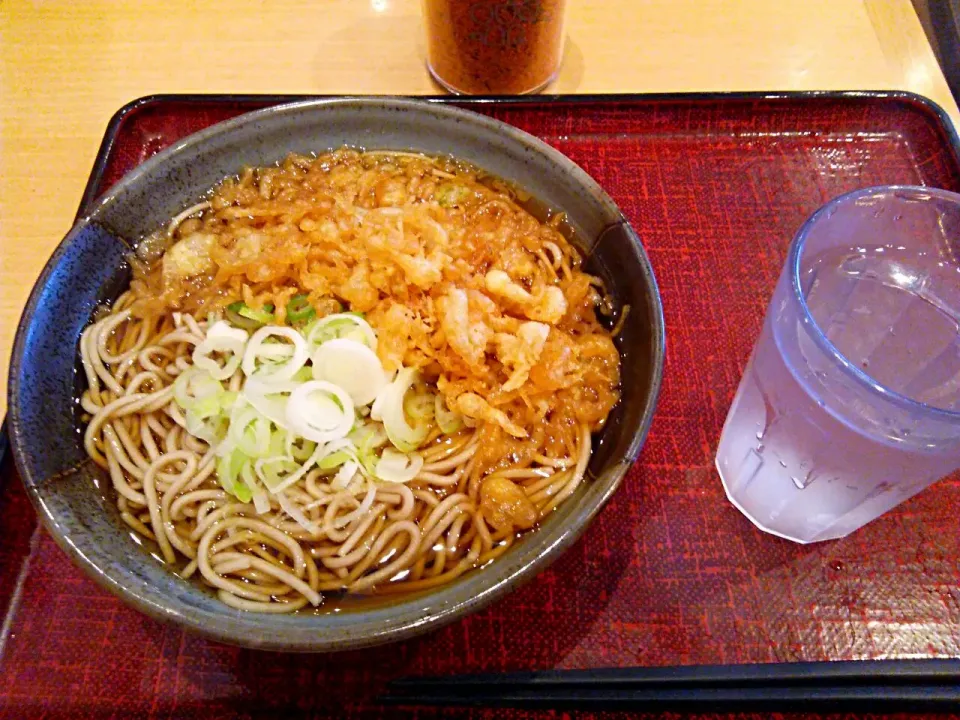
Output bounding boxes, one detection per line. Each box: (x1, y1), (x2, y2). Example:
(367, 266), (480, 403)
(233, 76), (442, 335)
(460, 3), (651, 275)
(8, 98), (664, 651)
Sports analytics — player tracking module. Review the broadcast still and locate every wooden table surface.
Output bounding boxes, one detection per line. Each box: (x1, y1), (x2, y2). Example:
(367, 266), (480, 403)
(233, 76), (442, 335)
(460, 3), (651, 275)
(1, 0), (958, 416)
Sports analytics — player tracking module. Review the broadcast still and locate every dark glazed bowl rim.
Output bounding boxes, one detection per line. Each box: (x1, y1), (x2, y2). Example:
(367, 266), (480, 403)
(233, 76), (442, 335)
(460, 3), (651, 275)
(8, 97), (665, 651)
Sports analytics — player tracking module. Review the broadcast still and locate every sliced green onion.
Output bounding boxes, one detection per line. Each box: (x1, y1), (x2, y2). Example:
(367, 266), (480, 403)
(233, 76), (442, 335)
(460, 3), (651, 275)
(356, 448), (378, 478)
(192, 321), (248, 380)
(225, 303), (262, 330)
(184, 386), (230, 444)
(311, 338), (386, 406)
(242, 326), (309, 382)
(174, 304), (418, 505)
(305, 312), (377, 351)
(242, 378), (291, 430)
(176, 368), (235, 445)
(260, 441), (327, 494)
(185, 409), (226, 445)
(255, 455), (301, 491)
(286, 381), (355, 444)
(318, 449), (353, 470)
(232, 482), (253, 504)
(240, 464), (264, 509)
(286, 294), (316, 325)
(284, 433), (317, 462)
(238, 302), (275, 325)
(375, 448), (424, 483)
(349, 422), (388, 451)
(331, 460), (360, 490)
(217, 449), (253, 503)
(404, 391), (436, 421)
(254, 343), (295, 361)
(434, 395), (464, 434)
(191, 393), (222, 419)
(173, 368), (223, 410)
(348, 423), (387, 477)
(228, 407), (272, 458)
(371, 368), (429, 452)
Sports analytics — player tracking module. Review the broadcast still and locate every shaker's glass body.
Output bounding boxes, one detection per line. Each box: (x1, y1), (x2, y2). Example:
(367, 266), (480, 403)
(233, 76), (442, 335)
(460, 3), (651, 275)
(423, 0), (566, 94)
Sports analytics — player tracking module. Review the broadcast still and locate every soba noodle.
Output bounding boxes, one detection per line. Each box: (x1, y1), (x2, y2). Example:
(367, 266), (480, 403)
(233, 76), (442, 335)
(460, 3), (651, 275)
(78, 149), (621, 612)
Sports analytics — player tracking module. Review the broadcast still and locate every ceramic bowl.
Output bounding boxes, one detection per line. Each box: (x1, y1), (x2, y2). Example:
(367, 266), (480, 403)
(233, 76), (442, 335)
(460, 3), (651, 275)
(8, 97), (664, 651)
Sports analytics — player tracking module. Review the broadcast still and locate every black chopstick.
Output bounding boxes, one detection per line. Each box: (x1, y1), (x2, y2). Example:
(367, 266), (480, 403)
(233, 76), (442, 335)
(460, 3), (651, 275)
(382, 659), (960, 710)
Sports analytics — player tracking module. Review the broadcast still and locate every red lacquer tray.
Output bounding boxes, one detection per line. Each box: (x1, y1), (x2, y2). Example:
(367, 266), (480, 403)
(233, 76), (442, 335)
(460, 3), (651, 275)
(3, 93), (960, 719)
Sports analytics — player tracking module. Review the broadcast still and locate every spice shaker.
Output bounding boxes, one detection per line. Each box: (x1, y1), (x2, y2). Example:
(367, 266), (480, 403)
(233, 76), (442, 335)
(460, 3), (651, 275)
(423, 0), (567, 94)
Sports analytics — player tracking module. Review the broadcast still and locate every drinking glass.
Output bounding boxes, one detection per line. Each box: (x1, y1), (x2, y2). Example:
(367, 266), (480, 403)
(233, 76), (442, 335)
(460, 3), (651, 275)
(716, 186), (960, 543)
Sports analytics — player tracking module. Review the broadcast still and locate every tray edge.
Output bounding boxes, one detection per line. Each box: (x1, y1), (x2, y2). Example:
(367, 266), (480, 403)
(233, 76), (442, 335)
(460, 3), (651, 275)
(13, 87), (960, 685)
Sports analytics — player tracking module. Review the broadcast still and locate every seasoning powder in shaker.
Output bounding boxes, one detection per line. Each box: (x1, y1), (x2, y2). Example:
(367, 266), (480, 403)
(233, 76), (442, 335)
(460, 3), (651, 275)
(424, 0), (567, 94)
